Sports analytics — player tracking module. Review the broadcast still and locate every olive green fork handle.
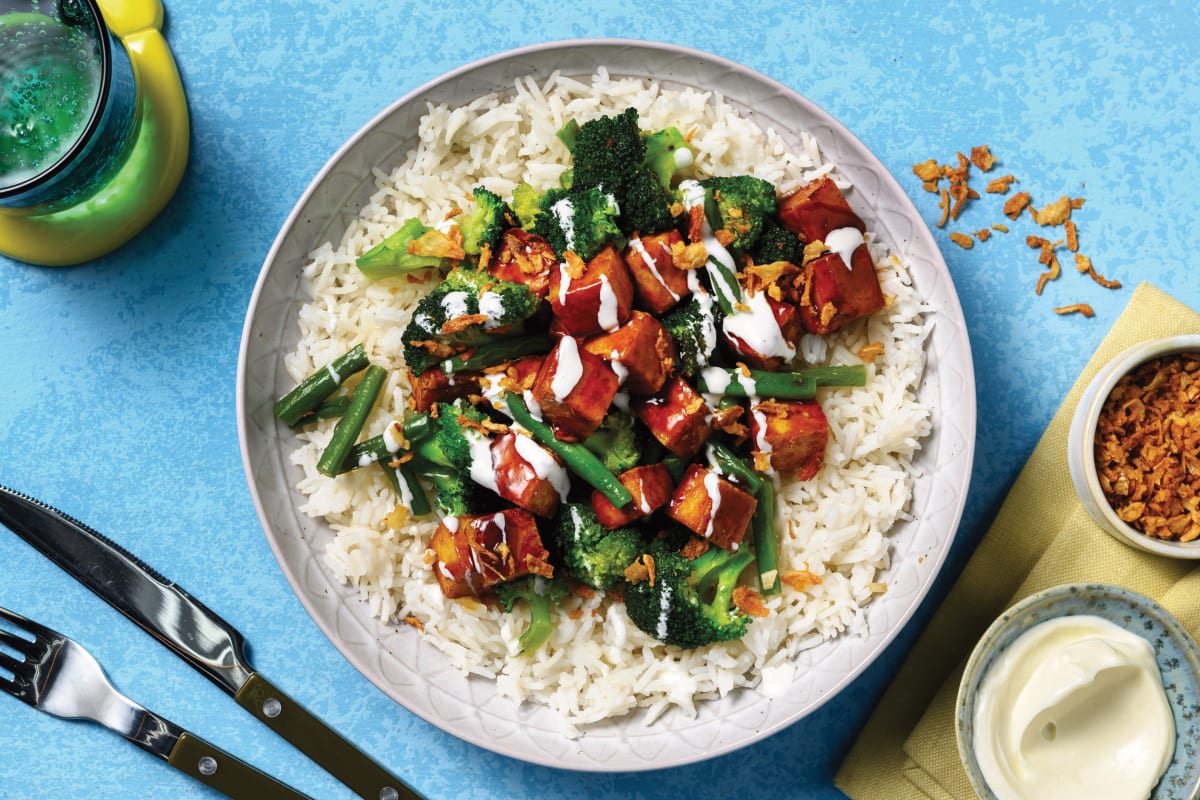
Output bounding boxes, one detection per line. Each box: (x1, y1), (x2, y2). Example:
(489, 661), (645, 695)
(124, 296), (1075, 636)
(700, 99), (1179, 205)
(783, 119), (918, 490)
(235, 672), (422, 800)
(168, 732), (313, 800)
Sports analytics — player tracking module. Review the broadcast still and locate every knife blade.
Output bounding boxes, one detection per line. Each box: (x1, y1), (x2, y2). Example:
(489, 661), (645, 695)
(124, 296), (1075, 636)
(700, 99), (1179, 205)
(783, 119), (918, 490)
(0, 485), (421, 800)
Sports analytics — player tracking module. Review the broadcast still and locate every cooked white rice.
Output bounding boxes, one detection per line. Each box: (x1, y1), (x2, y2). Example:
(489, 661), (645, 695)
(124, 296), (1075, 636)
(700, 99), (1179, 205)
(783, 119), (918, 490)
(284, 69), (932, 734)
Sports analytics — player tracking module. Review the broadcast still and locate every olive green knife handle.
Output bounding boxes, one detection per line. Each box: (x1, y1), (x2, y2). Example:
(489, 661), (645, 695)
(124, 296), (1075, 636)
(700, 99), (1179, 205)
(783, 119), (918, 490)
(235, 671), (421, 800)
(168, 731), (314, 800)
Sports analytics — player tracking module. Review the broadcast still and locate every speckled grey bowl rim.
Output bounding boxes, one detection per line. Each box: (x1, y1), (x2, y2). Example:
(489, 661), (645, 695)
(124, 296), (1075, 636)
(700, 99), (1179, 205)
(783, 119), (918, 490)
(956, 583), (1200, 800)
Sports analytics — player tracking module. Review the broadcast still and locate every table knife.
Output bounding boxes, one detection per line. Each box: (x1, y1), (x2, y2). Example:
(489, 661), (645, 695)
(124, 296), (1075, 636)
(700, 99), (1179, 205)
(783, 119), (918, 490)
(0, 485), (421, 800)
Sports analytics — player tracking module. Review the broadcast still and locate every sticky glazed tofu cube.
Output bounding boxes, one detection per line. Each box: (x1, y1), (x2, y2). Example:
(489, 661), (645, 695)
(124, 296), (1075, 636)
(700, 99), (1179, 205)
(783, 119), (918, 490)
(409, 367), (483, 413)
(591, 463), (676, 529)
(490, 431), (565, 518)
(530, 334), (619, 441)
(748, 399), (829, 480)
(634, 376), (712, 458)
(549, 245), (635, 337)
(430, 509), (553, 599)
(486, 228), (557, 297)
(720, 293), (805, 371)
(429, 518), (479, 599)
(777, 176), (866, 244)
(582, 311), (677, 396)
(624, 230), (690, 314)
(798, 247), (885, 335)
(666, 463), (757, 551)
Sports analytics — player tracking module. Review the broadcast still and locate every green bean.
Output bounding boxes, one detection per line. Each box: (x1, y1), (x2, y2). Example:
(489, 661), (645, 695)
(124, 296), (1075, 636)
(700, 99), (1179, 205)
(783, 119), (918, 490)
(503, 392), (632, 508)
(752, 478), (779, 595)
(397, 460), (432, 517)
(697, 364), (866, 400)
(706, 440), (778, 595)
(440, 335), (550, 374)
(316, 365), (387, 477)
(273, 343), (369, 426)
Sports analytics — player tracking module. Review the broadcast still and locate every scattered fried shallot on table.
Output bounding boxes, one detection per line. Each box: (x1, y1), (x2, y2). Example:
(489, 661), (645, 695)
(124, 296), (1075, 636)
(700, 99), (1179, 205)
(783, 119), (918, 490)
(912, 146), (1122, 314)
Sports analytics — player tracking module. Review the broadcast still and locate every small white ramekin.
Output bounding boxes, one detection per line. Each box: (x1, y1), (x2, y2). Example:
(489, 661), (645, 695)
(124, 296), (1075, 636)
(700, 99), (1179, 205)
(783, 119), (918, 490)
(1066, 334), (1200, 558)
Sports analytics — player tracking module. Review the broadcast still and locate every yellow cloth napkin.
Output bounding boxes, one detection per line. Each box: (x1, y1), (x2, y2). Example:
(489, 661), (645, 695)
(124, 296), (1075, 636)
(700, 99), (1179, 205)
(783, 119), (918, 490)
(835, 282), (1200, 800)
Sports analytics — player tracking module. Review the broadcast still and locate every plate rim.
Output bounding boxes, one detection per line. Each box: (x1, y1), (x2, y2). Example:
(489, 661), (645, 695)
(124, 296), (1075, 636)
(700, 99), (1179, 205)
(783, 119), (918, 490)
(236, 37), (977, 771)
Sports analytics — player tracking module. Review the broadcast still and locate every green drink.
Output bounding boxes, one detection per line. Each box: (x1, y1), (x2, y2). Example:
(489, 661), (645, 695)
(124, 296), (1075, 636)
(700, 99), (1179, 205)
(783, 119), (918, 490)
(0, 0), (138, 210)
(0, 10), (102, 189)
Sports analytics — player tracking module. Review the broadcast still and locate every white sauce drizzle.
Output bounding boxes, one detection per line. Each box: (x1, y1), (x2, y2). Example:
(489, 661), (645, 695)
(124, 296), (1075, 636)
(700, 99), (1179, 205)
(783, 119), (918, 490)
(550, 336), (584, 402)
(551, 197), (576, 252)
(608, 352), (629, 386)
(825, 226), (865, 271)
(722, 289), (797, 361)
(493, 511), (508, 548)
(678, 179), (740, 307)
(467, 431), (500, 495)
(596, 274), (620, 331)
(522, 389), (543, 421)
(692, 287), (718, 361)
(752, 406), (774, 473)
(477, 291), (507, 328)
(702, 469), (723, 539)
(656, 583), (673, 640)
(556, 261), (572, 297)
(512, 432), (570, 503)
(440, 290), (471, 320)
(700, 367), (731, 394)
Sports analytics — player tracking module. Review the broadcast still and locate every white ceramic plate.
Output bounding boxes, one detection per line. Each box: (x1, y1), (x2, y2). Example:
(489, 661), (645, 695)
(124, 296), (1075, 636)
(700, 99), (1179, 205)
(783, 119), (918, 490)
(237, 39), (976, 771)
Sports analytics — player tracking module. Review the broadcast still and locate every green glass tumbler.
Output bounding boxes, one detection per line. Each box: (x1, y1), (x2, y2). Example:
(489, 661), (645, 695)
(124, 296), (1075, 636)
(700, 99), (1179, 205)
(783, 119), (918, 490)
(0, 0), (139, 210)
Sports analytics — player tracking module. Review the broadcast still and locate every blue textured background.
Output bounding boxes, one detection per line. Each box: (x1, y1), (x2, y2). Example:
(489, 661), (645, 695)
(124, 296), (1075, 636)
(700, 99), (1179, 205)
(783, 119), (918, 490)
(2, 1), (1198, 798)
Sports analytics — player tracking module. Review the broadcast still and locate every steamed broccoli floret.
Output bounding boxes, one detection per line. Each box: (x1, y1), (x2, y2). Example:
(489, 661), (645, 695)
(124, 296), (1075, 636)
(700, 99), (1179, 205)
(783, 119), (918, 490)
(643, 126), (692, 189)
(563, 110), (684, 237)
(495, 573), (571, 654)
(553, 503), (644, 590)
(556, 118), (581, 152)
(532, 185), (624, 261)
(616, 166), (678, 236)
(401, 268), (541, 374)
(749, 215), (805, 266)
(355, 218), (452, 280)
(581, 411), (642, 473)
(623, 544), (756, 649)
(510, 182), (544, 230)
(662, 293), (721, 377)
(568, 107), (645, 195)
(420, 465), (483, 518)
(699, 175), (778, 251)
(405, 399), (489, 473)
(404, 400), (493, 517)
(459, 186), (512, 256)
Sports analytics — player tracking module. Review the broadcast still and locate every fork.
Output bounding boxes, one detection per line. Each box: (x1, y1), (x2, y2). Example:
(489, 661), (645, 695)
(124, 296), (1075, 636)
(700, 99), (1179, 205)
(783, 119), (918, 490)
(0, 606), (313, 800)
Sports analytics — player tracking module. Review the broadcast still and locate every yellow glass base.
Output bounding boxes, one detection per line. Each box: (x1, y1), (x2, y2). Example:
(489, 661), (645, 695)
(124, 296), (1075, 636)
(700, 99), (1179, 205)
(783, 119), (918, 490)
(0, 0), (189, 267)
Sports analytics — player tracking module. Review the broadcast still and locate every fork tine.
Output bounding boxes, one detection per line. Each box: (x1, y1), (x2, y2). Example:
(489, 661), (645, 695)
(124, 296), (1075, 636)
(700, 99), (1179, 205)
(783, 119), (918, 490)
(0, 606), (54, 639)
(0, 649), (23, 674)
(0, 626), (37, 657)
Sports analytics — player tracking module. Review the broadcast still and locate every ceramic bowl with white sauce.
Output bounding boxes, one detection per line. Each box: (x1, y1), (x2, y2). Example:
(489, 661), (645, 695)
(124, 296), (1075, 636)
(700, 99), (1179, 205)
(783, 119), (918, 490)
(956, 583), (1200, 800)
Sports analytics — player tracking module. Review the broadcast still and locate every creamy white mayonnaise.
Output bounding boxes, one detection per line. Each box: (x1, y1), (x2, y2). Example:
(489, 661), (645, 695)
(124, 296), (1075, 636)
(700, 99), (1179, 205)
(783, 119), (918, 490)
(550, 335), (584, 401)
(972, 614), (1174, 800)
